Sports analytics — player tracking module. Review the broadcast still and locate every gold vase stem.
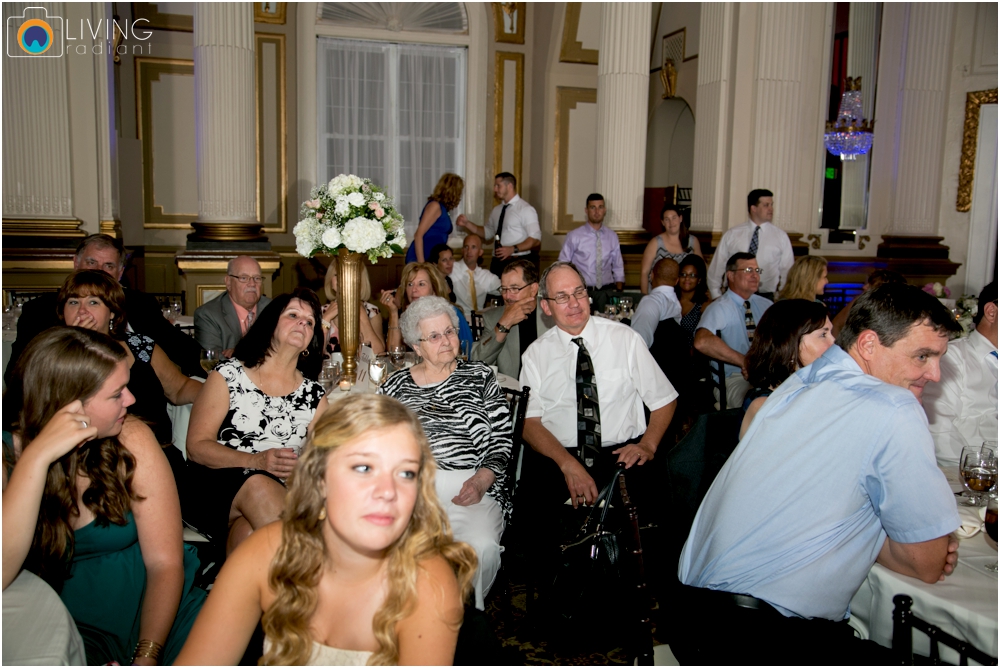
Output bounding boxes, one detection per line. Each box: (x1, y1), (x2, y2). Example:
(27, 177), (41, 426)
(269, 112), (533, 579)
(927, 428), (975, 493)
(337, 248), (363, 383)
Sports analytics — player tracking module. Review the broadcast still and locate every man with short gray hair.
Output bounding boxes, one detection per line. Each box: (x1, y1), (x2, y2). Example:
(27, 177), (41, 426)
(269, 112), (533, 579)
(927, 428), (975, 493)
(194, 255), (272, 358)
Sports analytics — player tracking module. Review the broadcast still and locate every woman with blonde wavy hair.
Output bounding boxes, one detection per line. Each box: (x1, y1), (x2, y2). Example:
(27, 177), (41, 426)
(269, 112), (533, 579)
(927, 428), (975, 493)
(380, 262), (473, 353)
(406, 173), (464, 264)
(176, 393), (477, 666)
(778, 254), (829, 302)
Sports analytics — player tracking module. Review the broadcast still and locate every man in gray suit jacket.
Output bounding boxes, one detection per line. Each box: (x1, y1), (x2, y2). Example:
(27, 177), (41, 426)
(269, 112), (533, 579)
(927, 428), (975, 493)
(472, 259), (550, 378)
(194, 255), (272, 357)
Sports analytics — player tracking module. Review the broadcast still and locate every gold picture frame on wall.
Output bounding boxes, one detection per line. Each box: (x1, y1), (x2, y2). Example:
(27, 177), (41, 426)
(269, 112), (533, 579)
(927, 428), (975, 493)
(255, 32), (288, 233)
(559, 3), (598, 64)
(493, 51), (524, 189)
(254, 2), (286, 25)
(131, 2), (193, 32)
(493, 3), (525, 44)
(553, 86), (597, 234)
(956, 88), (998, 212)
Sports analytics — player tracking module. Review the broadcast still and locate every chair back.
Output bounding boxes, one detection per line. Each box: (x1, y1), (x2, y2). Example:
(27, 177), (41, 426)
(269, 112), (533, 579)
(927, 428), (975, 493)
(616, 463), (655, 666)
(704, 329), (728, 411)
(502, 385), (531, 504)
(892, 594), (997, 665)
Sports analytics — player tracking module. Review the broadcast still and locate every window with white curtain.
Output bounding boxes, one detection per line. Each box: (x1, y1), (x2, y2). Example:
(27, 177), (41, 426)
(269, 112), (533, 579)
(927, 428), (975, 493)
(317, 37), (467, 240)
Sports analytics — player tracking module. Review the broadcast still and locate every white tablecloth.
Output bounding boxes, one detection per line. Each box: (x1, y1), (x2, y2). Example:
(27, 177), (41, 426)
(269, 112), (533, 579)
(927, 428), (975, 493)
(849, 478), (998, 662)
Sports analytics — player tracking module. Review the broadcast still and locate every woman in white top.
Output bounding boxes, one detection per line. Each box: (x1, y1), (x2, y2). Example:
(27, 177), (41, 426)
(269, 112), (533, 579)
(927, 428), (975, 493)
(175, 394), (476, 666)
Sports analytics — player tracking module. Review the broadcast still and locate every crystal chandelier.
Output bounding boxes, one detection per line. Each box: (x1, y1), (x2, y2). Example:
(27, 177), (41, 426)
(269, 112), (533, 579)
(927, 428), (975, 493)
(824, 77), (875, 161)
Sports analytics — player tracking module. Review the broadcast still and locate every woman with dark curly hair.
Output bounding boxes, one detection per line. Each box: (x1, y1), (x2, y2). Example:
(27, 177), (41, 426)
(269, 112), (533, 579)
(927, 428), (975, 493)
(54, 270), (203, 488)
(740, 299), (833, 438)
(406, 173), (464, 264)
(185, 288), (329, 554)
(175, 394), (477, 666)
(3, 327), (206, 665)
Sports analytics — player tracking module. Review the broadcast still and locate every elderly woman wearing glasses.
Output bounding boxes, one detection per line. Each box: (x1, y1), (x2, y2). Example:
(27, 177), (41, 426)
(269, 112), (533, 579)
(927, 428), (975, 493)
(378, 296), (512, 610)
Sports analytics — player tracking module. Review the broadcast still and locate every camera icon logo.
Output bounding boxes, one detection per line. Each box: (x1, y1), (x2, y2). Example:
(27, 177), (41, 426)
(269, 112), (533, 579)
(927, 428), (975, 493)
(7, 7), (63, 58)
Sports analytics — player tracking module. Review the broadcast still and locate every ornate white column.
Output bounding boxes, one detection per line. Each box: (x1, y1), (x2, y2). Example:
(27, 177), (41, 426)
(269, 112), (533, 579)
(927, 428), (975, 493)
(595, 2), (650, 232)
(190, 2), (259, 244)
(839, 3), (880, 230)
(1, 2), (81, 236)
(690, 3), (736, 232)
(888, 3), (954, 235)
(92, 2), (119, 236)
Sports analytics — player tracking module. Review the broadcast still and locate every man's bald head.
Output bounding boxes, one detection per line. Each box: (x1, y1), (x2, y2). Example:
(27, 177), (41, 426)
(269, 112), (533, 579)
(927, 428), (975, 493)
(651, 258), (680, 288)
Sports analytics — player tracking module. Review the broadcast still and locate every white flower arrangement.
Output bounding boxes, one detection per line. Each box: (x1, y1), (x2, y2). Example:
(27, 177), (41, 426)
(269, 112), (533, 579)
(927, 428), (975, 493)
(294, 174), (405, 262)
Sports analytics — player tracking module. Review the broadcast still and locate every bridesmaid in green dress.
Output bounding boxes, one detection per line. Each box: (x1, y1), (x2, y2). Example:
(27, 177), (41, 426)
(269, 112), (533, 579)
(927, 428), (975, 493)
(2, 327), (206, 665)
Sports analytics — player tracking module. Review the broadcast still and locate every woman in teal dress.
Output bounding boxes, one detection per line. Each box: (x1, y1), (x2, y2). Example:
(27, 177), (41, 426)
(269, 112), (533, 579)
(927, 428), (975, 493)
(406, 173), (464, 263)
(2, 327), (206, 665)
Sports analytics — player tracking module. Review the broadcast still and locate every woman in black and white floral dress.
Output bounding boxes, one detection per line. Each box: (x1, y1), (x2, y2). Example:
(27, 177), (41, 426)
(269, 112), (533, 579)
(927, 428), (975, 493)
(187, 288), (328, 553)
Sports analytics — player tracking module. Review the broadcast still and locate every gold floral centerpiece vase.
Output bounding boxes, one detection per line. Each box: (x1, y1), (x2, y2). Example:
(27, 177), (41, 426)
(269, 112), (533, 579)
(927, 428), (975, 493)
(295, 174), (405, 383)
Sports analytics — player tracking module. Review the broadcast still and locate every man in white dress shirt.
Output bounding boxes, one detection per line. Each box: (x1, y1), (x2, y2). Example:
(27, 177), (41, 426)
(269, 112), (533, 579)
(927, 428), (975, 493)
(457, 172), (541, 276)
(450, 233), (501, 321)
(631, 258), (682, 348)
(706, 189), (794, 300)
(519, 261), (678, 513)
(923, 281), (999, 467)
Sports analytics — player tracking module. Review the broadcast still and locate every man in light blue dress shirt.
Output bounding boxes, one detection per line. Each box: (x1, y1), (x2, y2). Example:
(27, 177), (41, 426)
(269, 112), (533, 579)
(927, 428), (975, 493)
(631, 257), (682, 348)
(673, 284), (963, 665)
(694, 252), (772, 407)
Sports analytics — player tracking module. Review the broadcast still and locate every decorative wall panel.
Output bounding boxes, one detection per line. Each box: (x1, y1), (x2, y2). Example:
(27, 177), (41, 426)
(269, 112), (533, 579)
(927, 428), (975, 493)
(554, 87), (597, 233)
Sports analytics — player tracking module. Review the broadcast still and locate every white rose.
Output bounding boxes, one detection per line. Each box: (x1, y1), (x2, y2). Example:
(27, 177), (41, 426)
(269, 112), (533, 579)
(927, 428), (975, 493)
(322, 227), (342, 248)
(342, 217), (387, 252)
(348, 175), (363, 188)
(373, 192), (385, 202)
(346, 191), (366, 208)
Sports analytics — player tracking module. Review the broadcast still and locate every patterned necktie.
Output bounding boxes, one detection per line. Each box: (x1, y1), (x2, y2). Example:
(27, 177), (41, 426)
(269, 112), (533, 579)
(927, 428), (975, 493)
(468, 268), (478, 310)
(744, 301), (756, 342)
(748, 225), (760, 256)
(573, 337), (601, 468)
(243, 310), (254, 335)
(495, 203), (509, 252)
(595, 228), (603, 288)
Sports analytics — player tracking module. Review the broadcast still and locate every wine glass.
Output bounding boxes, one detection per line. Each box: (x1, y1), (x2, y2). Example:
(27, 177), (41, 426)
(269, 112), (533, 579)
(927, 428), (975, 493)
(319, 362), (341, 393)
(959, 443), (997, 507)
(369, 354), (389, 390)
(169, 297), (183, 321)
(200, 349), (221, 374)
(389, 345), (406, 370)
(985, 497), (998, 573)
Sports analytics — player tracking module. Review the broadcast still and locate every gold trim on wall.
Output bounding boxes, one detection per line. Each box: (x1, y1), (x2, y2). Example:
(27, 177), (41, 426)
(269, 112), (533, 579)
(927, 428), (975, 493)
(196, 285), (227, 308)
(132, 2), (193, 31)
(559, 3), (598, 65)
(99, 220), (122, 237)
(255, 32), (288, 233)
(492, 3), (525, 44)
(254, 2), (287, 25)
(956, 88), (998, 212)
(2, 218), (85, 237)
(553, 86), (597, 234)
(135, 57), (198, 229)
(493, 51), (524, 189)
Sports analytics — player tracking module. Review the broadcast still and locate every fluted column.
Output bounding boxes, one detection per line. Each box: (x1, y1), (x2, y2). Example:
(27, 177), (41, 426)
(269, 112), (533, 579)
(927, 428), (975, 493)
(839, 3), (879, 229)
(749, 3), (809, 234)
(2, 2), (78, 230)
(889, 3), (954, 235)
(690, 3), (735, 232)
(93, 2), (119, 236)
(190, 2), (260, 244)
(595, 2), (650, 232)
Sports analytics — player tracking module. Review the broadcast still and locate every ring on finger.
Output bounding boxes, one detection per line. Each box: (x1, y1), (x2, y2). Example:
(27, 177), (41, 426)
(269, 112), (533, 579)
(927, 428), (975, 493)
(81, 420), (88, 428)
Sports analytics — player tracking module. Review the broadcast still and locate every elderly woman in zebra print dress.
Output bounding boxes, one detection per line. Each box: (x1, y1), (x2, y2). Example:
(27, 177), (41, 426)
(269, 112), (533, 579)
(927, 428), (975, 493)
(378, 296), (512, 610)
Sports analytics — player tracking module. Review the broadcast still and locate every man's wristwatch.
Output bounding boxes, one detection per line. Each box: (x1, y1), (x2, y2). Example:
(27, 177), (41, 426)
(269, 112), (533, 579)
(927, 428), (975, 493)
(512, 244), (519, 253)
(496, 322), (511, 334)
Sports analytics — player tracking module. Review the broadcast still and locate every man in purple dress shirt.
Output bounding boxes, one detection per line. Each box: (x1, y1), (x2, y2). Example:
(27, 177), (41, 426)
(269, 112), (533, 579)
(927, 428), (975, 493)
(558, 193), (624, 313)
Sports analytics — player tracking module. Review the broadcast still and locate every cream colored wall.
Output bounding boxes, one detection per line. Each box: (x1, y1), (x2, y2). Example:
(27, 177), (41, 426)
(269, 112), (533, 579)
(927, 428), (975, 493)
(935, 2), (998, 294)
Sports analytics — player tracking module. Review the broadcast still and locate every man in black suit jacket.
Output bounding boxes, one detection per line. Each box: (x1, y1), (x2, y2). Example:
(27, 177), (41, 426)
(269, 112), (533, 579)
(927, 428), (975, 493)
(4, 234), (205, 388)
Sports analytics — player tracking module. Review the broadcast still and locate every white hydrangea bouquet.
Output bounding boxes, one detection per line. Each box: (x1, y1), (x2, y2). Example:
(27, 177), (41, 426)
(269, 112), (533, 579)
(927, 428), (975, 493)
(294, 174), (406, 262)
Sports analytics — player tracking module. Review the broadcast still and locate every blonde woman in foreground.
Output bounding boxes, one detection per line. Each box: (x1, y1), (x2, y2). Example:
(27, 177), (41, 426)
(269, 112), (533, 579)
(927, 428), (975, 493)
(176, 394), (476, 666)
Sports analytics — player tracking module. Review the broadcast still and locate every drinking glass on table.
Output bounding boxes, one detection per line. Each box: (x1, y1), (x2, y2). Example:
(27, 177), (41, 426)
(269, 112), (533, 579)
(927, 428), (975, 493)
(369, 353), (389, 390)
(389, 345), (406, 370)
(200, 349), (222, 374)
(959, 443), (997, 507)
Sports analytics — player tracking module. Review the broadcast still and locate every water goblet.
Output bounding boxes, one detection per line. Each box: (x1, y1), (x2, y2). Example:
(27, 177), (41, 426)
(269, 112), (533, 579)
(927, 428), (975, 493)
(200, 349), (221, 374)
(369, 354), (389, 390)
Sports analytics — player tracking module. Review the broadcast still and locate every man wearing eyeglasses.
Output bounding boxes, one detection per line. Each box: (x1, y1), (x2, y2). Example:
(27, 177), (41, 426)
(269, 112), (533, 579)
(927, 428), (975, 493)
(194, 255), (271, 358)
(694, 252), (773, 408)
(518, 261), (677, 526)
(471, 259), (548, 378)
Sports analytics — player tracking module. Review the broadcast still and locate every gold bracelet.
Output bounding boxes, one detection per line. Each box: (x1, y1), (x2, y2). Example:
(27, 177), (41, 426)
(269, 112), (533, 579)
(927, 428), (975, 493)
(387, 326), (400, 330)
(132, 639), (163, 663)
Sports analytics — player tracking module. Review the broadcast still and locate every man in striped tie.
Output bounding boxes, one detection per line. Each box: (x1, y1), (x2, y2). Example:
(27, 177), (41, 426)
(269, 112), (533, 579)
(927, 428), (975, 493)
(694, 252), (773, 408)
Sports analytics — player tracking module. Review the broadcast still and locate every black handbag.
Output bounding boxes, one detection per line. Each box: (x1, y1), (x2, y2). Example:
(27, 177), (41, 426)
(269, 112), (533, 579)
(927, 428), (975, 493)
(546, 466), (628, 644)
